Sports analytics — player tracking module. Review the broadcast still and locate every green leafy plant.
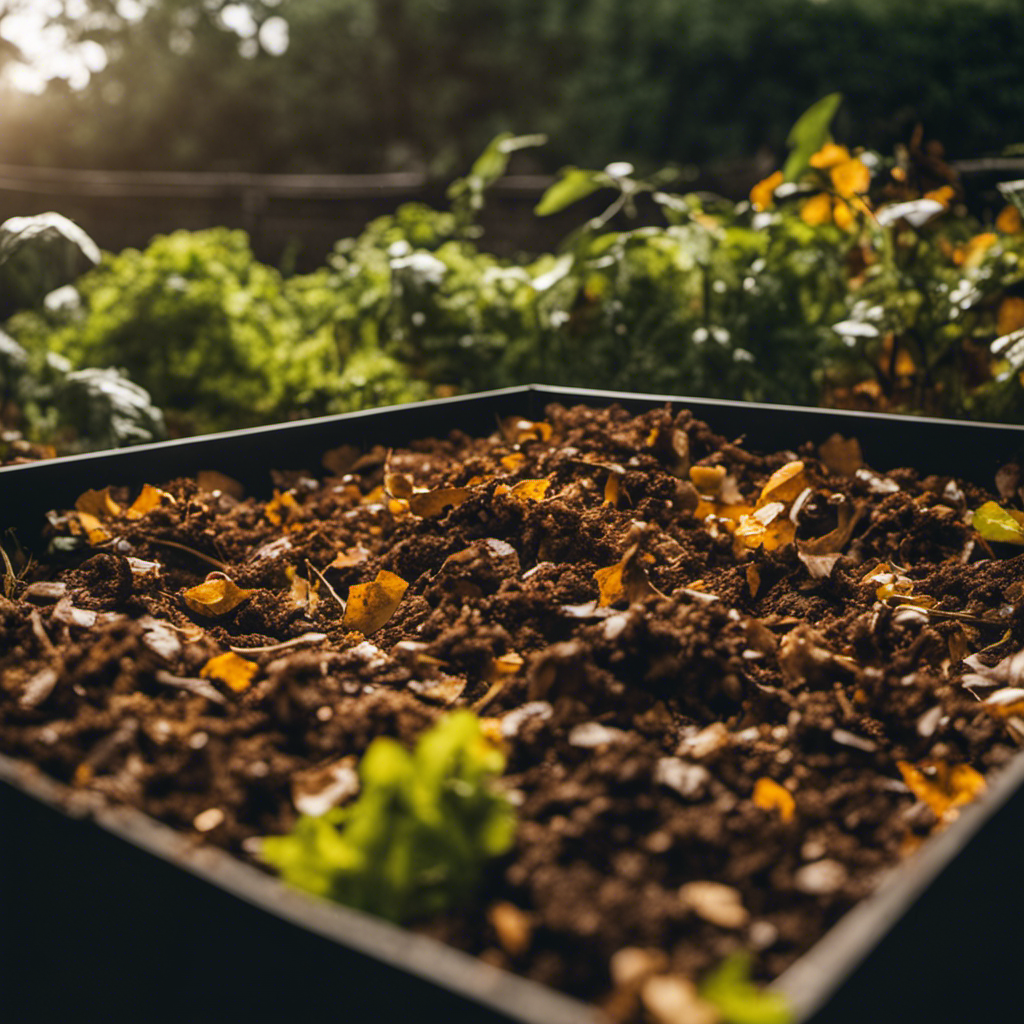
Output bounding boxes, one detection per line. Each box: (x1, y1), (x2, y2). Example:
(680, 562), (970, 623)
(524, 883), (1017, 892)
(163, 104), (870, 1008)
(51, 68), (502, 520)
(259, 711), (516, 923)
(699, 953), (793, 1024)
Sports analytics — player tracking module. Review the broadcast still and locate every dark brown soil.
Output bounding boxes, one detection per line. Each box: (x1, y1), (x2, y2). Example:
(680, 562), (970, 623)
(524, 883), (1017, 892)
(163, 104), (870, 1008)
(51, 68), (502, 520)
(2, 402), (1022, 1020)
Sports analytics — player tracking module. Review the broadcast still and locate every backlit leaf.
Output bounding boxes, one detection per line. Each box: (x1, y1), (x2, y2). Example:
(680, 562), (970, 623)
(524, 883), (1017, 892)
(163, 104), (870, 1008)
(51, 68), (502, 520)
(183, 575), (254, 617)
(594, 543), (663, 607)
(535, 168), (608, 217)
(758, 461), (809, 507)
(753, 776), (795, 822)
(700, 952), (794, 1024)
(749, 170), (783, 212)
(342, 569), (409, 635)
(72, 511), (112, 546)
(972, 502), (1024, 545)
(507, 479), (550, 502)
(603, 473), (622, 507)
(896, 760), (985, 823)
(75, 487), (122, 519)
(501, 453), (527, 472)
(125, 484), (173, 520)
(783, 92), (842, 183)
(809, 143), (850, 170)
(196, 471), (245, 499)
(201, 651), (259, 693)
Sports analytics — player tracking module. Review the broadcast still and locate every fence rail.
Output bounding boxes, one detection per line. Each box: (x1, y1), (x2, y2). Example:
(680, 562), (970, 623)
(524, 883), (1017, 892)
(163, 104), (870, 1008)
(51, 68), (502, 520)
(1, 158), (1020, 270)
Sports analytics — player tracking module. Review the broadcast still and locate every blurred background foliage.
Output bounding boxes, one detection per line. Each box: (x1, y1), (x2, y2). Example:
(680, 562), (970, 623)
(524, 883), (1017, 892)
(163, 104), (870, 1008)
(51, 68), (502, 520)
(0, 0), (1022, 177)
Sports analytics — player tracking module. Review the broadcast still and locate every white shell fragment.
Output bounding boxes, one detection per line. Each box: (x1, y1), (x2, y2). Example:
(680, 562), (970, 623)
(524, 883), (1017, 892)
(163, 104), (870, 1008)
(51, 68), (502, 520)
(500, 701), (553, 738)
(794, 859), (848, 895)
(193, 808), (225, 832)
(20, 667), (59, 709)
(23, 581), (67, 603)
(568, 722), (627, 748)
(654, 758), (710, 799)
(139, 617), (183, 662)
(831, 729), (877, 752)
(678, 881), (749, 929)
(292, 757), (360, 817)
(855, 468), (900, 494)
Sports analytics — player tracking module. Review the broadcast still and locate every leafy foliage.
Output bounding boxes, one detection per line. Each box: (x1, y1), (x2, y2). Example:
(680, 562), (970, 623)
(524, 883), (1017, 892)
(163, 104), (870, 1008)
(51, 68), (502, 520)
(260, 711), (515, 923)
(699, 953), (793, 1024)
(7, 228), (426, 435)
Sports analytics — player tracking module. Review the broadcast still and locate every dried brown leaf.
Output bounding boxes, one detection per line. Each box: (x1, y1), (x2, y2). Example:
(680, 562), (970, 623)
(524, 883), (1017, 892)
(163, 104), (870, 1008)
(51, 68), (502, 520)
(75, 488), (122, 519)
(818, 435), (864, 477)
(342, 569), (409, 635)
(196, 470), (245, 499)
(408, 487), (471, 518)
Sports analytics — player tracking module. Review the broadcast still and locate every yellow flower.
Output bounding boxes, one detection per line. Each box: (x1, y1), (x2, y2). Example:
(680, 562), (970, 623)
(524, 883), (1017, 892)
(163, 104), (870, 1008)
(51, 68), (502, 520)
(809, 143), (851, 170)
(924, 185), (956, 208)
(997, 297), (1024, 337)
(800, 192), (834, 226)
(749, 170), (783, 212)
(996, 204), (1023, 234)
(830, 157), (870, 199)
(955, 232), (997, 269)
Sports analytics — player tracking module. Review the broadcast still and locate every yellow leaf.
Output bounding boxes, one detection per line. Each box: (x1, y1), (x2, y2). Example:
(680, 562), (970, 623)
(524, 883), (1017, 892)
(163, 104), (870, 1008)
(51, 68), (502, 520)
(749, 170), (783, 212)
(735, 504), (796, 552)
(75, 487), (122, 519)
(201, 651), (259, 693)
(996, 204), (1023, 235)
(501, 453), (527, 472)
(690, 465), (726, 496)
(196, 471), (245, 499)
(830, 157), (870, 198)
(73, 512), (112, 546)
(800, 193), (833, 227)
(509, 479), (550, 502)
(490, 651), (524, 680)
(997, 297), (1024, 337)
(183, 576), (254, 617)
(500, 417), (552, 444)
(342, 569), (409, 635)
(125, 484), (173, 520)
(753, 777), (795, 823)
(746, 564), (761, 598)
(832, 199), (855, 231)
(961, 232), (997, 269)
(924, 185), (956, 208)
(329, 545), (371, 569)
(809, 143), (851, 170)
(594, 543), (663, 607)
(896, 760), (985, 823)
(758, 461), (808, 507)
(265, 490), (303, 528)
(603, 473), (622, 507)
(407, 487), (471, 518)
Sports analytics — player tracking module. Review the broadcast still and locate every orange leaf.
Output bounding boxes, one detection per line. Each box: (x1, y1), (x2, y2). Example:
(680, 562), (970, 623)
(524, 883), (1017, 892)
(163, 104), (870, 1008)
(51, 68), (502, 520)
(201, 651), (259, 693)
(501, 453), (527, 472)
(758, 461), (809, 507)
(809, 143), (851, 170)
(265, 490), (303, 528)
(183, 576), (254, 617)
(125, 484), (173, 520)
(408, 487), (471, 518)
(749, 170), (783, 212)
(800, 193), (833, 226)
(924, 185), (956, 208)
(75, 488), (122, 519)
(72, 511), (112, 546)
(961, 232), (997, 269)
(735, 503), (796, 552)
(342, 569), (409, 635)
(753, 777), (795, 823)
(594, 543), (663, 607)
(896, 760), (985, 823)
(996, 204), (1023, 235)
(509, 479), (550, 502)
(830, 157), (870, 198)
(997, 297), (1024, 338)
(603, 473), (622, 507)
(500, 417), (552, 444)
(689, 465), (726, 496)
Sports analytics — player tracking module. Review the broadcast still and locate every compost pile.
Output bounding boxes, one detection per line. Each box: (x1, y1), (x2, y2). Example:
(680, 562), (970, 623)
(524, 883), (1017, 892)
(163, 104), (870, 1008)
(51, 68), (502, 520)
(2, 403), (1023, 1020)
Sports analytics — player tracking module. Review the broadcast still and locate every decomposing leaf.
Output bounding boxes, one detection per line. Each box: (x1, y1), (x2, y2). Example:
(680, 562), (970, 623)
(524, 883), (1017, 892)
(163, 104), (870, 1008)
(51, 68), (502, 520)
(200, 651), (259, 693)
(384, 469), (415, 499)
(409, 675), (468, 705)
(495, 478), (550, 503)
(183, 574), (254, 617)
(746, 564), (761, 598)
(265, 489), (303, 529)
(342, 569), (409, 635)
(896, 760), (985, 823)
(321, 443), (360, 476)
(125, 484), (174, 520)
(75, 487), (122, 519)
(474, 651), (526, 711)
(360, 484), (410, 515)
(983, 687), (1024, 718)
(758, 461), (809, 507)
(603, 473), (622, 507)
(196, 470), (245, 499)
(329, 545), (371, 570)
(818, 435), (863, 477)
(408, 487), (471, 518)
(500, 417), (552, 444)
(594, 543), (664, 607)
(690, 465), (726, 496)
(971, 502), (1024, 545)
(501, 452), (527, 472)
(752, 777), (795, 823)
(735, 502), (795, 551)
(796, 501), (865, 578)
(286, 566), (320, 614)
(72, 511), (113, 546)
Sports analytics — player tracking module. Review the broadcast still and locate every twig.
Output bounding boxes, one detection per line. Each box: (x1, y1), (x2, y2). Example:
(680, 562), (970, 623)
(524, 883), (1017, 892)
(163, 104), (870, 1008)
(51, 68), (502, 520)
(306, 560), (346, 613)
(137, 535), (231, 572)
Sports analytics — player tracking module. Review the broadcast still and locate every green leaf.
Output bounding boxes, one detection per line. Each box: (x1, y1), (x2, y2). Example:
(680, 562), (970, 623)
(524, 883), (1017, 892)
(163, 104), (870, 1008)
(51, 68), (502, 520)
(782, 93), (842, 183)
(699, 953), (793, 1024)
(997, 179), (1024, 218)
(971, 502), (1024, 545)
(535, 168), (610, 217)
(469, 132), (548, 187)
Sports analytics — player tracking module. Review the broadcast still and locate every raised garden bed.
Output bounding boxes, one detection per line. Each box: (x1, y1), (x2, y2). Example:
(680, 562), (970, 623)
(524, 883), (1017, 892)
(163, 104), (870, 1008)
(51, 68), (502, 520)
(3, 385), (1024, 1024)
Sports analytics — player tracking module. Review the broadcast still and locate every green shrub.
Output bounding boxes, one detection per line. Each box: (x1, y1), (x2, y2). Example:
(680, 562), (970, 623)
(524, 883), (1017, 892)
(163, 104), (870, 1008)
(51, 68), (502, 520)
(260, 711), (515, 923)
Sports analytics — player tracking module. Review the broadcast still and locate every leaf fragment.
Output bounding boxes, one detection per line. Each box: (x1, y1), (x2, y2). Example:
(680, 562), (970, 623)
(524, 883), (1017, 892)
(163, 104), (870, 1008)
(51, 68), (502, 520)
(758, 461), (809, 507)
(700, 951), (794, 1024)
(594, 543), (664, 607)
(125, 484), (174, 520)
(500, 453), (527, 472)
(200, 651), (259, 693)
(499, 417), (552, 444)
(753, 777), (795, 823)
(408, 487), (471, 518)
(75, 487), (122, 519)
(265, 489), (303, 529)
(342, 569), (409, 635)
(196, 470), (245, 499)
(735, 503), (796, 551)
(896, 760), (985, 823)
(72, 511), (113, 546)
(182, 575), (254, 617)
(971, 502), (1024, 545)
(603, 473), (622, 507)
(818, 434), (863, 477)
(497, 478), (550, 503)
(690, 465), (726, 496)
(796, 502), (865, 578)
(329, 545), (371, 570)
